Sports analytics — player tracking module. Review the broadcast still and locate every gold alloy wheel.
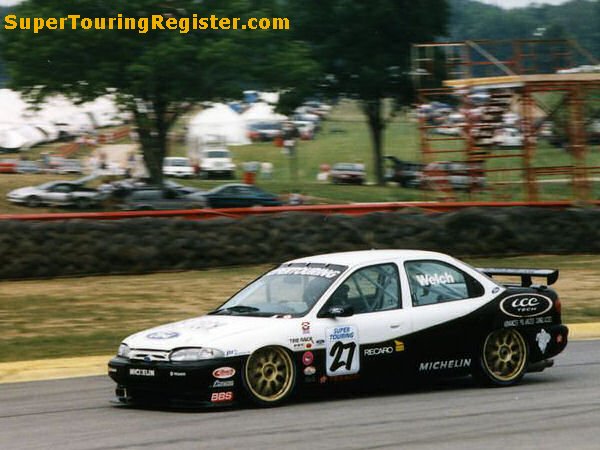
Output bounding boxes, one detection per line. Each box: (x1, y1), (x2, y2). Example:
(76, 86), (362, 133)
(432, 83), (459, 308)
(483, 329), (527, 382)
(245, 346), (295, 404)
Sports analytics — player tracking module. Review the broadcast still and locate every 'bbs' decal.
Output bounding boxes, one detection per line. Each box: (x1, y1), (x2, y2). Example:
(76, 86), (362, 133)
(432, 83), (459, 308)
(500, 294), (553, 318)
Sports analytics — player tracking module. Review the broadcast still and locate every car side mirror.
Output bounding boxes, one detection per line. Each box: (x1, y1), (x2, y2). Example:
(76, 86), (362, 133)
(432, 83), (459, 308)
(319, 305), (354, 318)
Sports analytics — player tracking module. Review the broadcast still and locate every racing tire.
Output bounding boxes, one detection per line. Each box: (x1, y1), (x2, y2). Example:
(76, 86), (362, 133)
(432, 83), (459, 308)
(473, 328), (528, 387)
(243, 346), (296, 407)
(26, 196), (42, 207)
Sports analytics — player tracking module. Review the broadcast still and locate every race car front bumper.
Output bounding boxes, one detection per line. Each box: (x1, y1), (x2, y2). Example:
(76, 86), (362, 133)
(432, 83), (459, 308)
(108, 356), (244, 408)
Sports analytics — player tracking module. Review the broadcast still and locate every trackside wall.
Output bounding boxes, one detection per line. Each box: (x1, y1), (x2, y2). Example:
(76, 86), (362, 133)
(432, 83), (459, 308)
(2, 207), (600, 279)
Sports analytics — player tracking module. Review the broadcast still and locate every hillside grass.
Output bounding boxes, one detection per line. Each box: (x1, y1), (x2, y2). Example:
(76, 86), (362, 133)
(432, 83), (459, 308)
(0, 254), (598, 363)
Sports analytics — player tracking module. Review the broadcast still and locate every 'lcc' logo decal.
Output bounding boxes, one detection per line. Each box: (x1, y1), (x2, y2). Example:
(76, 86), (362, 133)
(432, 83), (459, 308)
(512, 297), (540, 308)
(500, 294), (553, 318)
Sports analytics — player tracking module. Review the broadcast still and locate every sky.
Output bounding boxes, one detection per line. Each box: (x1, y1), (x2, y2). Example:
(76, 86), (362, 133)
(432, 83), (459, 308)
(0, 0), (574, 6)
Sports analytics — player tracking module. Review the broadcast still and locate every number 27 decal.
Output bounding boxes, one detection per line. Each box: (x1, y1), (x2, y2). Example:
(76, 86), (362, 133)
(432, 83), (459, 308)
(329, 341), (357, 372)
(326, 326), (359, 376)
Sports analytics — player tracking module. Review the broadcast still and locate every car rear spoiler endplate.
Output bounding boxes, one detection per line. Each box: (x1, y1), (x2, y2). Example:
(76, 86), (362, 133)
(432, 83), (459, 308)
(477, 268), (559, 287)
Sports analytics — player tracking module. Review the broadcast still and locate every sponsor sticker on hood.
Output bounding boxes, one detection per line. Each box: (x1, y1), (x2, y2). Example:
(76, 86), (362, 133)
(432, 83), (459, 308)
(146, 331), (179, 339)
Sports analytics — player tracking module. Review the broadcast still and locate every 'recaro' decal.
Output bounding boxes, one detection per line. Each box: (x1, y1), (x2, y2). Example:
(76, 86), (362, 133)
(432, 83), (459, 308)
(394, 340), (405, 352)
(500, 293), (553, 318)
(363, 346), (393, 356)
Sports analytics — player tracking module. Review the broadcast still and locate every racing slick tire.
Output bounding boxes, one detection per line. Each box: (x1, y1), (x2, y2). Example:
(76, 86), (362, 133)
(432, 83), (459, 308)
(473, 328), (528, 387)
(243, 346), (296, 407)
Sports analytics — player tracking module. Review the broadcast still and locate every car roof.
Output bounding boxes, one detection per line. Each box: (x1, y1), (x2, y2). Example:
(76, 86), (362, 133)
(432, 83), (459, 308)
(287, 249), (455, 268)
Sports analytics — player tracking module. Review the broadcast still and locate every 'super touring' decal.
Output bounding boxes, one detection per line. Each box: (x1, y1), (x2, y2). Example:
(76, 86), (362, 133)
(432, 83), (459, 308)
(326, 325), (359, 376)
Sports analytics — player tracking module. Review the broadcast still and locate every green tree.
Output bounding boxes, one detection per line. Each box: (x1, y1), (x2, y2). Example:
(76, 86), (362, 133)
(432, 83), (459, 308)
(292, 0), (449, 185)
(1, 0), (316, 183)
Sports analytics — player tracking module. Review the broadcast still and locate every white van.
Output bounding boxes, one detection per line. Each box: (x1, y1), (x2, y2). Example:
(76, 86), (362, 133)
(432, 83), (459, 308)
(199, 149), (236, 179)
(163, 157), (195, 178)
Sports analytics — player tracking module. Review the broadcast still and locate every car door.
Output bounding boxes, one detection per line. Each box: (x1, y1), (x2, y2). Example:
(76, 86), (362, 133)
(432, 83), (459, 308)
(401, 258), (493, 371)
(314, 263), (411, 378)
(45, 183), (73, 205)
(209, 186), (237, 208)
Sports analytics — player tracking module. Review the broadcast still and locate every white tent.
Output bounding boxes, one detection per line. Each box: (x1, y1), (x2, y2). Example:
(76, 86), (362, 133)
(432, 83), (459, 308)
(187, 103), (250, 147)
(241, 102), (287, 125)
(0, 89), (28, 127)
(83, 96), (125, 128)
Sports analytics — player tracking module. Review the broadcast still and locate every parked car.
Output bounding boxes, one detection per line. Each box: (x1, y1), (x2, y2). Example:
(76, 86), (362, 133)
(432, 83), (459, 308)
(101, 179), (203, 199)
(120, 187), (206, 210)
(199, 149), (236, 179)
(384, 156), (424, 188)
(198, 183), (282, 208)
(330, 163), (366, 185)
(493, 128), (523, 148)
(7, 180), (107, 208)
(247, 122), (283, 142)
(421, 161), (486, 192)
(108, 249), (568, 408)
(46, 157), (83, 174)
(16, 160), (43, 174)
(163, 157), (195, 178)
(0, 159), (42, 174)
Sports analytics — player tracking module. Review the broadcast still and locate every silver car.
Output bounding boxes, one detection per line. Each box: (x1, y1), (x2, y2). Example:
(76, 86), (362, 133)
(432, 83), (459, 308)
(7, 180), (107, 208)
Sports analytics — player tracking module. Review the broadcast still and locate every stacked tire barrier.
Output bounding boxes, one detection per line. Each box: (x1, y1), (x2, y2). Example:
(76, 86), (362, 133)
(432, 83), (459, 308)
(2, 207), (600, 280)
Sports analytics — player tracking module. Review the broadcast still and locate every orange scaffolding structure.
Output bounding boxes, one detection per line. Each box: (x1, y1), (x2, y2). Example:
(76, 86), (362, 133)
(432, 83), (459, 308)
(412, 39), (600, 201)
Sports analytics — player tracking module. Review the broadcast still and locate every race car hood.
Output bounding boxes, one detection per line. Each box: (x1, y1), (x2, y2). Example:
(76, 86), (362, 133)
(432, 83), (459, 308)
(123, 315), (275, 351)
(7, 186), (42, 198)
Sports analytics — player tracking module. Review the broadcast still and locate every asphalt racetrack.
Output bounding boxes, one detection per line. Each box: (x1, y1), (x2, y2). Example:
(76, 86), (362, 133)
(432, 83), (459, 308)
(1, 340), (599, 450)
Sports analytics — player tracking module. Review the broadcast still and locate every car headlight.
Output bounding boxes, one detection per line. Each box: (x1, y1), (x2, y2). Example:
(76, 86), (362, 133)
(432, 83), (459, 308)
(170, 347), (224, 362)
(117, 343), (131, 358)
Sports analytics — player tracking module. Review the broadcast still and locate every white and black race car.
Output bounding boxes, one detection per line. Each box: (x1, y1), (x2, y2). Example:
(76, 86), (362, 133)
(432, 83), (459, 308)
(108, 250), (568, 408)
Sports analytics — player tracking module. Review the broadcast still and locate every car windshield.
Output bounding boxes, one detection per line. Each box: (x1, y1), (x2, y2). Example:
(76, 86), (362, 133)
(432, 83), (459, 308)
(37, 181), (59, 189)
(167, 159), (189, 166)
(210, 263), (347, 317)
(334, 163), (363, 171)
(205, 151), (229, 158)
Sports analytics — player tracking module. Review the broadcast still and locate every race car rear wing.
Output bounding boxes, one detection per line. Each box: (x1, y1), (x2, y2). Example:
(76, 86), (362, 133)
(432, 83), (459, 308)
(476, 268), (559, 287)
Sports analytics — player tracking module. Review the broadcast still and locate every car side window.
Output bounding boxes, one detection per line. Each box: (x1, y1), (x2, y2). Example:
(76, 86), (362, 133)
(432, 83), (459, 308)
(325, 263), (400, 314)
(52, 184), (72, 193)
(405, 260), (484, 307)
(220, 187), (236, 195)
